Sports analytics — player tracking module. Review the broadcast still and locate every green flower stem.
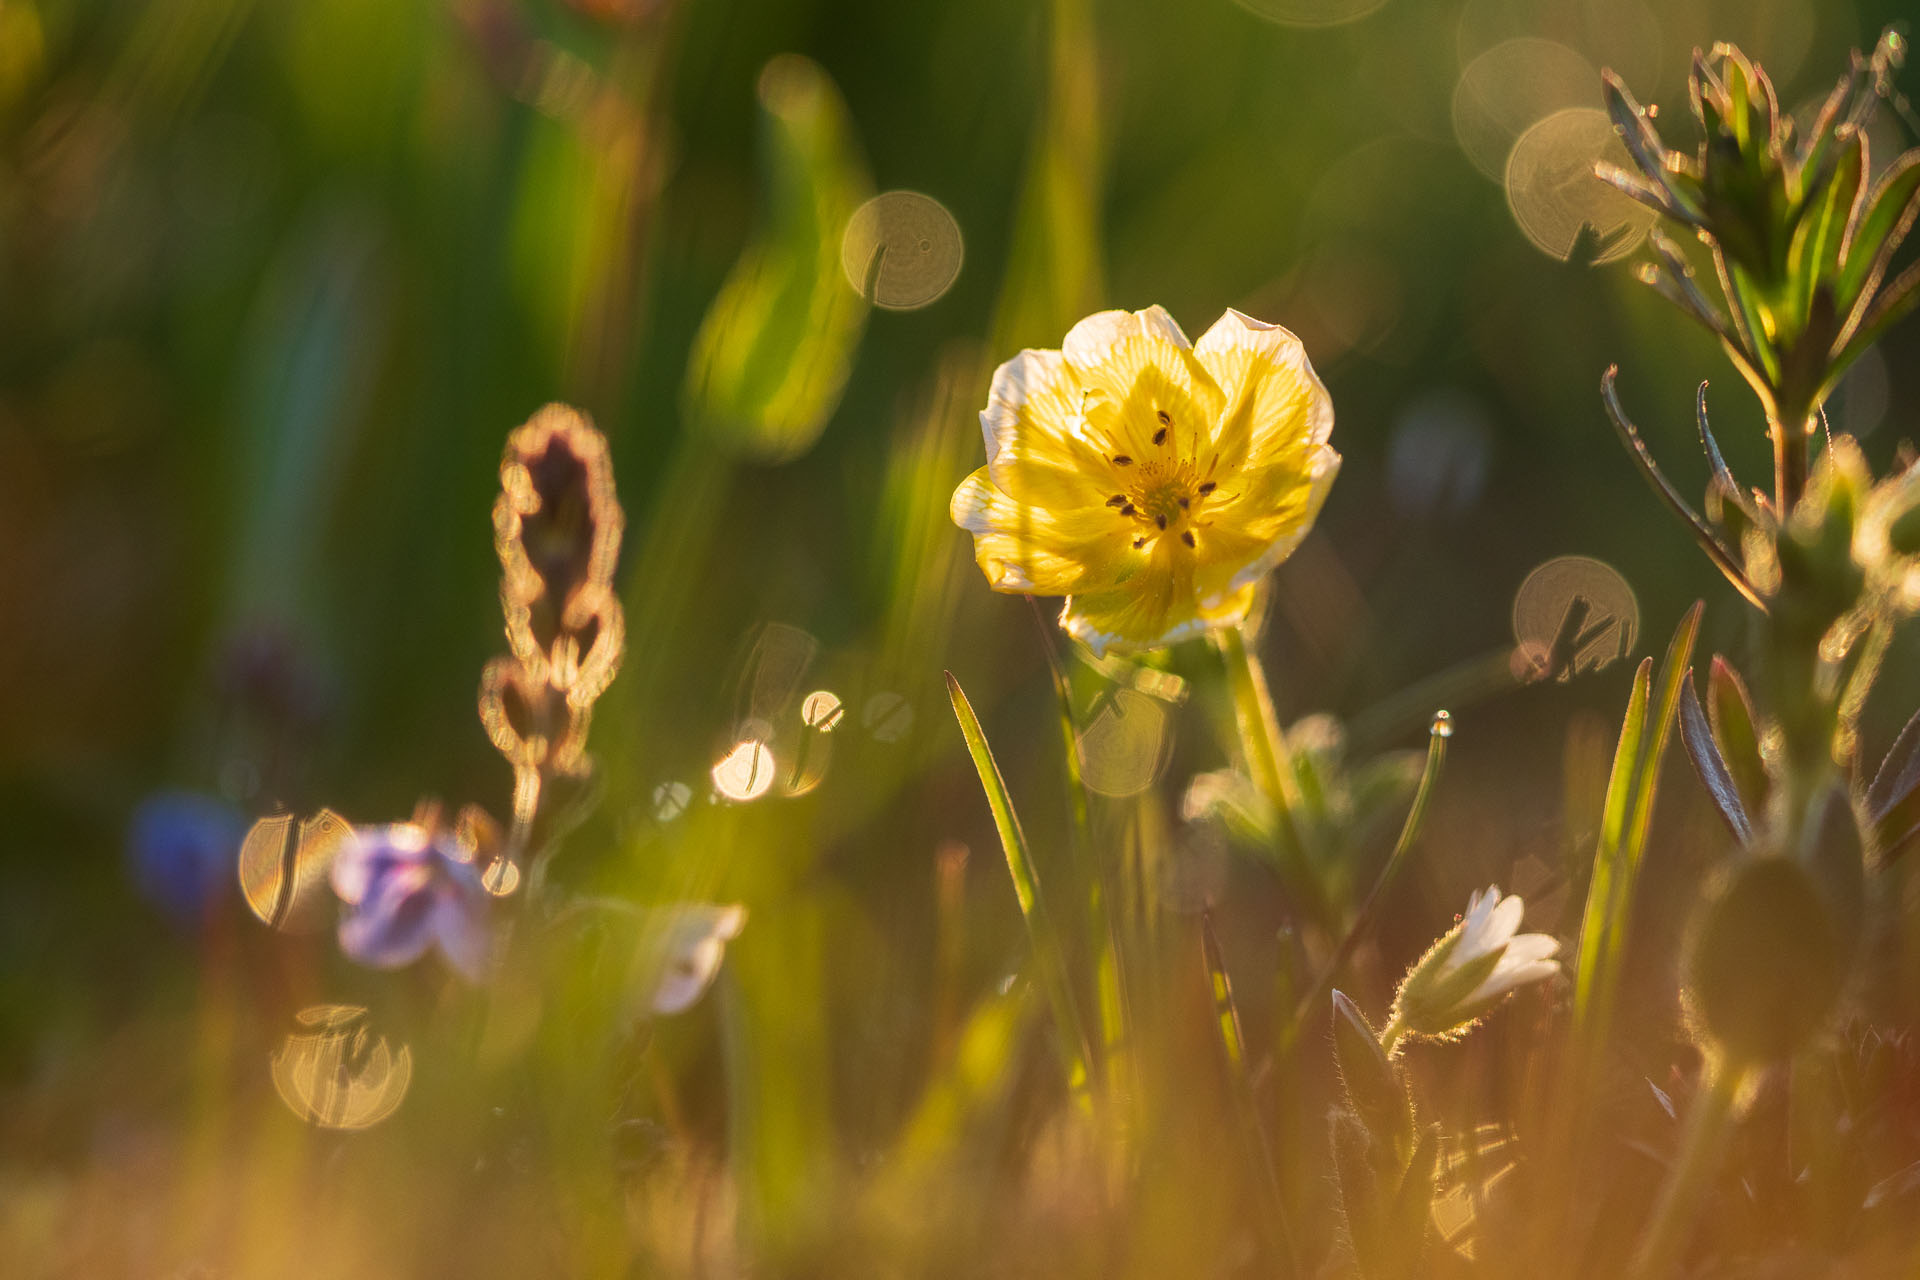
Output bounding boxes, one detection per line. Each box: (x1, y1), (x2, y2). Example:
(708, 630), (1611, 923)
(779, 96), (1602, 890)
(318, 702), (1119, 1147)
(1628, 1055), (1748, 1280)
(1215, 624), (1330, 929)
(1772, 408), (1811, 518)
(1377, 1014), (1407, 1057)
(1292, 712), (1450, 1029)
(1027, 598), (1131, 1081)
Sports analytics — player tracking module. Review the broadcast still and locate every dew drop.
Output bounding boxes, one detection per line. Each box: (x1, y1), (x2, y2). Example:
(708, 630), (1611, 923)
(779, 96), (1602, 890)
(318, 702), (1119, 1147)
(1430, 710), (1454, 739)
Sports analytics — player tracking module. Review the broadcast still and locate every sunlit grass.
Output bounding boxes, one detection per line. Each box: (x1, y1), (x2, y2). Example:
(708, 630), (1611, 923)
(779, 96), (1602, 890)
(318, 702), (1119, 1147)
(6, 2), (1920, 1277)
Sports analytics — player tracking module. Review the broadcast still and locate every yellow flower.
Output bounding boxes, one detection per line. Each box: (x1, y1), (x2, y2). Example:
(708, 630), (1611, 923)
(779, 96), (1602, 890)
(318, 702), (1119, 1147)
(950, 306), (1339, 655)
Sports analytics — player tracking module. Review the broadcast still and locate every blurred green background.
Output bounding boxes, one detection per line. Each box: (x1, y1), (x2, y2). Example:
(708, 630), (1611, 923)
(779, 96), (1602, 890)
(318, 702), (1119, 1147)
(3, 0), (1919, 1270)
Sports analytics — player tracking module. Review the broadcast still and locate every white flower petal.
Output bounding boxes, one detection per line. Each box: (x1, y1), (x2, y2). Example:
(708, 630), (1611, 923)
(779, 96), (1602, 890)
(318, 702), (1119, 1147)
(1485, 893), (1525, 946)
(1061, 305), (1192, 372)
(1498, 933), (1561, 967)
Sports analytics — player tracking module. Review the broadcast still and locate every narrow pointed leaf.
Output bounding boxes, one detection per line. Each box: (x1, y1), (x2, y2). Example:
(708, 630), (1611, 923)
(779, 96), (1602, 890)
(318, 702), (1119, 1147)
(1829, 257), (1920, 386)
(1787, 129), (1864, 327)
(1332, 990), (1412, 1155)
(1643, 233), (1734, 343)
(1708, 656), (1769, 820)
(1694, 382), (1756, 523)
(1602, 367), (1767, 611)
(1203, 912), (1301, 1277)
(1596, 162), (1685, 223)
(1573, 656), (1650, 1023)
(1837, 151), (1920, 314)
(1868, 704), (1920, 821)
(1575, 604), (1702, 1038)
(1679, 671), (1754, 846)
(1385, 1125), (1442, 1270)
(1600, 71), (1700, 223)
(1331, 1111), (1385, 1277)
(945, 672), (1093, 1098)
(1868, 707), (1920, 862)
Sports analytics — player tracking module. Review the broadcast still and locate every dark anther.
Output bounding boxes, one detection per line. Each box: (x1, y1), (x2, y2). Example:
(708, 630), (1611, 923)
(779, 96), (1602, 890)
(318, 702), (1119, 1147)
(1198, 481), (1216, 495)
(1156, 409), (1171, 425)
(1121, 503), (1136, 517)
(1133, 537), (1147, 549)
(1155, 514), (1167, 530)
(1153, 427), (1168, 445)
(1178, 497), (1190, 509)
(1113, 455), (1133, 466)
(1181, 530), (1196, 548)
(1106, 494), (1127, 507)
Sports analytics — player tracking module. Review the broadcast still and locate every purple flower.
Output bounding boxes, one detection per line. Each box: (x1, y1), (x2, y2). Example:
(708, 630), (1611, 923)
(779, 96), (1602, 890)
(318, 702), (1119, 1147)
(126, 790), (245, 924)
(330, 823), (491, 981)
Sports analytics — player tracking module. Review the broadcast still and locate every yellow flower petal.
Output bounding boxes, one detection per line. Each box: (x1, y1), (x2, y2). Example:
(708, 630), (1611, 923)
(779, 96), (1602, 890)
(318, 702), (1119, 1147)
(1202, 442), (1341, 595)
(1065, 561), (1258, 657)
(980, 348), (1114, 511)
(1193, 309), (1332, 472)
(1063, 306), (1225, 460)
(951, 468), (1131, 595)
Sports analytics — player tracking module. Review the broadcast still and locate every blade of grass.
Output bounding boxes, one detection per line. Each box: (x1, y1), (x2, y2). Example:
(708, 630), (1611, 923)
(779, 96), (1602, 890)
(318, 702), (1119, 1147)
(1293, 711), (1452, 1027)
(1201, 911), (1301, 1278)
(1574, 603), (1703, 1046)
(946, 671), (1094, 1103)
(1025, 600), (1134, 1150)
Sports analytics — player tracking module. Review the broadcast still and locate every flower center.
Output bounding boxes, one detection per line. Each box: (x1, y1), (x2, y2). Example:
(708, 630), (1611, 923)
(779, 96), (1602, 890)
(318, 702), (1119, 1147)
(1104, 456), (1219, 551)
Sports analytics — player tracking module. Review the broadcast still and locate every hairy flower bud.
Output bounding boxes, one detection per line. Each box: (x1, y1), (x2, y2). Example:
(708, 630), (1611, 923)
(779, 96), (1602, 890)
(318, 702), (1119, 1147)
(1685, 854), (1845, 1065)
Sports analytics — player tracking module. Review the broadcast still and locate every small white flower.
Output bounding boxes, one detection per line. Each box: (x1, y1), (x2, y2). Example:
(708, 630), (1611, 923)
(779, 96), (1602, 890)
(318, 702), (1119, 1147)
(1388, 885), (1559, 1046)
(640, 904), (748, 1016)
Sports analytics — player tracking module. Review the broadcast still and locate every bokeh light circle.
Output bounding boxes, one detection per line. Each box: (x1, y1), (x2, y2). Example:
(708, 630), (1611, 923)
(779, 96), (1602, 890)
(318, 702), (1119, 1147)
(1504, 107), (1655, 263)
(840, 192), (963, 310)
(1452, 39), (1599, 182)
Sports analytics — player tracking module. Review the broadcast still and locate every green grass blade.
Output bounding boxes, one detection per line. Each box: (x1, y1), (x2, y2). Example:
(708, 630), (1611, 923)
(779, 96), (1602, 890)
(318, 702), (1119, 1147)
(1573, 657), (1650, 1024)
(1201, 912), (1300, 1278)
(1294, 711), (1452, 1026)
(945, 671), (1094, 1101)
(1574, 603), (1703, 1035)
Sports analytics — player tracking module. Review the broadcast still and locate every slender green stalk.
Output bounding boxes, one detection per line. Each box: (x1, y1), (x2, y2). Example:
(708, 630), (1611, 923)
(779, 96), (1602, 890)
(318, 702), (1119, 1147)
(1201, 912), (1301, 1278)
(1628, 1056), (1748, 1279)
(1214, 624), (1329, 928)
(946, 672), (1095, 1103)
(1026, 599), (1132, 1112)
(1377, 1014), (1407, 1057)
(1293, 712), (1451, 1027)
(1772, 408), (1811, 518)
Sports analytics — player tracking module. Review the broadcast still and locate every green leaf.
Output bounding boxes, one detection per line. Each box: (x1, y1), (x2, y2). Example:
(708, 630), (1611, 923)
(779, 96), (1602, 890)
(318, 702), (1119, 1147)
(1786, 128), (1864, 332)
(1601, 368), (1766, 611)
(945, 672), (1093, 1099)
(682, 55), (872, 464)
(1694, 382), (1755, 523)
(1332, 991), (1412, 1156)
(1836, 151), (1920, 318)
(1679, 671), (1754, 847)
(1331, 1110), (1386, 1278)
(1384, 1125), (1442, 1275)
(1825, 256), (1920, 393)
(1573, 655), (1650, 1026)
(1869, 705), (1920, 861)
(1574, 604), (1703, 1039)
(1708, 655), (1770, 822)
(1203, 912), (1301, 1276)
(1598, 71), (1700, 225)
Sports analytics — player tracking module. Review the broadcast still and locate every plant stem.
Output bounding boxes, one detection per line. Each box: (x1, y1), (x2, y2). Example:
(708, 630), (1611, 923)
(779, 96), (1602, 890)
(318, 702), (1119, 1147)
(1214, 625), (1329, 929)
(1628, 1055), (1748, 1279)
(1378, 1015), (1407, 1057)
(1772, 408), (1810, 517)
